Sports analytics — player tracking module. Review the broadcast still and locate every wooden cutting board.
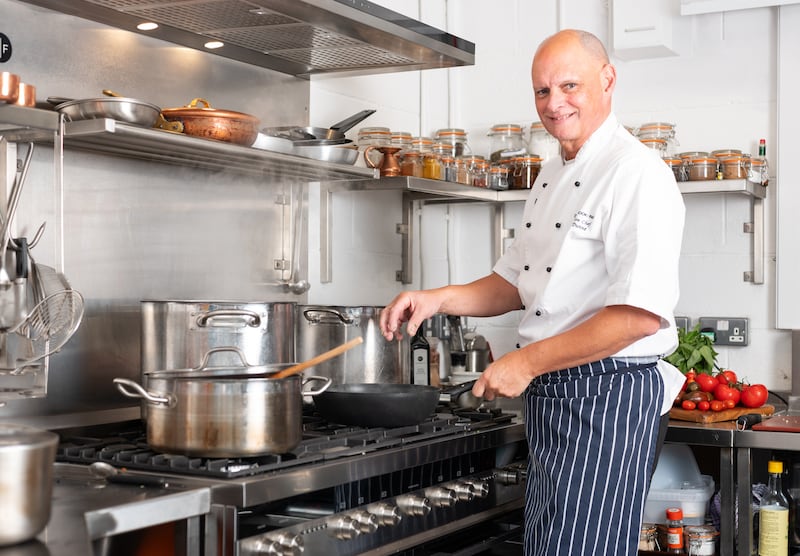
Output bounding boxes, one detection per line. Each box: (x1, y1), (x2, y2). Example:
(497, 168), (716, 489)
(669, 404), (774, 424)
(752, 414), (800, 432)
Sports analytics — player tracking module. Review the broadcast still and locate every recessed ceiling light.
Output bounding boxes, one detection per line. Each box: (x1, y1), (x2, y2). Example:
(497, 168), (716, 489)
(136, 22), (159, 31)
(204, 41), (224, 49)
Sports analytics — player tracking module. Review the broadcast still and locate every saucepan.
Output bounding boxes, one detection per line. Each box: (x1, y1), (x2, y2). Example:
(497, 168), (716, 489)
(160, 98), (259, 146)
(0, 72), (20, 103)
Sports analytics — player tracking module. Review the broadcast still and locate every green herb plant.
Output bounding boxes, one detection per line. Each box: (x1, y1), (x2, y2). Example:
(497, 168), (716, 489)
(665, 323), (719, 375)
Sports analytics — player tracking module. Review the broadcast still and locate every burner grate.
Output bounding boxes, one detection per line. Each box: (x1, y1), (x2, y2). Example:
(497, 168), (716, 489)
(56, 408), (516, 479)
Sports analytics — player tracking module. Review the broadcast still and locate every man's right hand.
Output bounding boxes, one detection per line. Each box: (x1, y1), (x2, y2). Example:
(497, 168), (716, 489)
(379, 290), (443, 341)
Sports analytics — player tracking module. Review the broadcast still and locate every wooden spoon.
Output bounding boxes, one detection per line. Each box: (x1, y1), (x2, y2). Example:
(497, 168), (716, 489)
(270, 336), (364, 379)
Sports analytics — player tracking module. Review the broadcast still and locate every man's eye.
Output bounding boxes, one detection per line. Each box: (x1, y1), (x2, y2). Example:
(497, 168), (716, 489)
(535, 89), (549, 97)
(564, 83), (577, 90)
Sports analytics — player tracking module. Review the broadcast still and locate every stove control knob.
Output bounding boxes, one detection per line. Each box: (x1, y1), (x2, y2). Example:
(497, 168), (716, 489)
(463, 479), (490, 499)
(240, 533), (303, 555)
(496, 468), (521, 485)
(443, 481), (475, 502)
(367, 502), (403, 527)
(396, 493), (432, 517)
(425, 486), (458, 508)
(327, 515), (361, 540)
(349, 509), (380, 534)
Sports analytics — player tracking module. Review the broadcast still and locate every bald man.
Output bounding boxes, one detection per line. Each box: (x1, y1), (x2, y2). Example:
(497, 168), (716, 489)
(380, 29), (686, 555)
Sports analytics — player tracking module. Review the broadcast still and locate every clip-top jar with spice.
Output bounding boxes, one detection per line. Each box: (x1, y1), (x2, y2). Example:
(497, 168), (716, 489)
(488, 124), (526, 163)
(411, 136), (434, 153)
(434, 128), (470, 157)
(488, 165), (509, 190)
(400, 150), (423, 178)
(688, 157), (718, 181)
(422, 152), (443, 180)
(513, 155), (542, 189)
(390, 131), (413, 154)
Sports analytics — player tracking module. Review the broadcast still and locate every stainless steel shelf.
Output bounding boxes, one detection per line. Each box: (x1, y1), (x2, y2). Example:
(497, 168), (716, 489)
(337, 176), (530, 202)
(678, 178), (767, 198)
(59, 118), (377, 182)
(0, 104), (61, 140)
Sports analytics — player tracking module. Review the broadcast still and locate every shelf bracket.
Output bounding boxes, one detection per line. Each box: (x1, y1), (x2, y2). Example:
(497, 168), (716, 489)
(742, 196), (764, 284)
(396, 192), (414, 284)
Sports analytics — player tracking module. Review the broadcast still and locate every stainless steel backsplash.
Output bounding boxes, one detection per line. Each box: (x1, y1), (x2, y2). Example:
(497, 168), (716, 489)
(0, 0), (310, 424)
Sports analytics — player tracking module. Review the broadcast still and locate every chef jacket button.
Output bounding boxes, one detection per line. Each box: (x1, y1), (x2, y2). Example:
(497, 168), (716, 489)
(524, 265), (530, 271)
(535, 310), (542, 316)
(555, 222), (562, 228)
(574, 181), (581, 187)
(542, 183), (548, 188)
(526, 222), (532, 228)
(516, 343), (521, 349)
(521, 305), (525, 310)
(546, 266), (552, 272)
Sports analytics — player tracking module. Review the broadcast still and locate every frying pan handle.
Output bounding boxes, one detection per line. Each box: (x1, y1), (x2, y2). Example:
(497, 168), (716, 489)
(302, 308), (355, 325)
(114, 378), (175, 407)
(443, 379), (477, 397)
(196, 309), (262, 328)
(330, 109), (377, 133)
(301, 375), (333, 396)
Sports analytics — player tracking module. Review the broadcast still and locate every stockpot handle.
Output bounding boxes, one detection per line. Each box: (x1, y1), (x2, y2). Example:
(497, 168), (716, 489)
(193, 346), (251, 371)
(113, 378), (175, 407)
(303, 308), (355, 325)
(196, 309), (262, 328)
(301, 375), (332, 396)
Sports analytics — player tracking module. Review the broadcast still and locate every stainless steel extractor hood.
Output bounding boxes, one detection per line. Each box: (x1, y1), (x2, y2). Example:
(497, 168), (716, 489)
(19, 0), (475, 78)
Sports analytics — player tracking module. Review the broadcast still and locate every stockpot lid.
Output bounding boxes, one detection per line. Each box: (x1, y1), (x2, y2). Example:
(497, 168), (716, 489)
(145, 362), (297, 380)
(0, 423), (58, 450)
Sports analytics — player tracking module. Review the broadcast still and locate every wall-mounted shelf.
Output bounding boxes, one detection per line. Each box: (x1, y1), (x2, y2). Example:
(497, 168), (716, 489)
(678, 178), (767, 284)
(680, 0), (800, 15)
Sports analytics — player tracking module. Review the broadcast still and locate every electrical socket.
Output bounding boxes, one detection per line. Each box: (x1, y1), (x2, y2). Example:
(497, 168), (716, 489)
(675, 316), (690, 331)
(698, 317), (749, 346)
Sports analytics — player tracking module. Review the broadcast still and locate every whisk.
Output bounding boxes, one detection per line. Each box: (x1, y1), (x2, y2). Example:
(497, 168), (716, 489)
(10, 289), (84, 372)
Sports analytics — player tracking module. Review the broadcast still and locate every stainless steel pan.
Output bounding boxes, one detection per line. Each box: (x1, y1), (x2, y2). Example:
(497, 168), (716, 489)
(262, 109), (376, 145)
(48, 96), (161, 127)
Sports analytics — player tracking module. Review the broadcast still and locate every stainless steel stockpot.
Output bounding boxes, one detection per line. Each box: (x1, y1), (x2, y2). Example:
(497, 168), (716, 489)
(141, 300), (296, 373)
(115, 353), (331, 456)
(0, 424), (58, 546)
(295, 305), (409, 384)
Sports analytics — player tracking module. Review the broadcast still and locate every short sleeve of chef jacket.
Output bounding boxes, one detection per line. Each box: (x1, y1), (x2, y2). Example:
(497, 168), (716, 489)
(493, 123), (685, 338)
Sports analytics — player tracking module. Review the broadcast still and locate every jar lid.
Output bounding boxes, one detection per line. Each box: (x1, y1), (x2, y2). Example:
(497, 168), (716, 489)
(490, 166), (509, 174)
(520, 155), (542, 164)
(679, 151), (708, 159)
(358, 126), (391, 136)
(435, 128), (468, 140)
(640, 121), (674, 130)
(411, 137), (434, 147)
(402, 150), (422, 158)
(457, 155), (486, 162)
(721, 156), (745, 164)
(751, 158), (766, 167)
(530, 121), (547, 130)
(665, 508), (683, 520)
(640, 138), (667, 145)
(712, 148), (742, 158)
(432, 142), (455, 153)
(662, 157), (681, 165)
(391, 131), (412, 141)
(488, 124), (524, 136)
(691, 157), (717, 164)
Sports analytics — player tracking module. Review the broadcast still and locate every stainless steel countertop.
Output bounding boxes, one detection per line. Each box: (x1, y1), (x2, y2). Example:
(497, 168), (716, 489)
(2, 463), (212, 556)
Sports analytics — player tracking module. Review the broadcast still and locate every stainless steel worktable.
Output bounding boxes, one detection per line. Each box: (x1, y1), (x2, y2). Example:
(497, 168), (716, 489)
(0, 463), (213, 556)
(665, 419), (737, 555)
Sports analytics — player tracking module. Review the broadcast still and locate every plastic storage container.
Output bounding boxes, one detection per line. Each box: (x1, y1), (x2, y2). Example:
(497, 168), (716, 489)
(643, 444), (714, 525)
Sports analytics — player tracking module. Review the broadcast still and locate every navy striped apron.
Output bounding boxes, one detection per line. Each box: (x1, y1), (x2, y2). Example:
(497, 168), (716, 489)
(523, 358), (664, 556)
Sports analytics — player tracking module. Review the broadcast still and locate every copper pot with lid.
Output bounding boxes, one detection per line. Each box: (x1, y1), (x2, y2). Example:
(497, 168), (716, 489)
(159, 98), (260, 146)
(0, 72), (20, 103)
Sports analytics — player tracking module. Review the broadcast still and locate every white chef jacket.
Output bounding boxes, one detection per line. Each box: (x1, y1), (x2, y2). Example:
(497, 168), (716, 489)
(493, 114), (686, 413)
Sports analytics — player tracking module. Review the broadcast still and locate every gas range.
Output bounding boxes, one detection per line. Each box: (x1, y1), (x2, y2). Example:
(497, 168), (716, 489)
(54, 402), (528, 555)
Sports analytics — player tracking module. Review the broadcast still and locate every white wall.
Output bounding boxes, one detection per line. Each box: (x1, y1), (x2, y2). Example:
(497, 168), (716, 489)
(309, 0), (791, 390)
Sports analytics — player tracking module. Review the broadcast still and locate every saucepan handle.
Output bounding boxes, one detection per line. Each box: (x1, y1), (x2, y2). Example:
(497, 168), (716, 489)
(196, 309), (262, 328)
(302, 375), (332, 396)
(193, 346), (250, 371)
(113, 377), (175, 407)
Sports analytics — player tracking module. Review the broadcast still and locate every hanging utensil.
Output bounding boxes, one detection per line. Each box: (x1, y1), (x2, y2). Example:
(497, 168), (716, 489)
(0, 142), (34, 281)
(10, 289), (84, 372)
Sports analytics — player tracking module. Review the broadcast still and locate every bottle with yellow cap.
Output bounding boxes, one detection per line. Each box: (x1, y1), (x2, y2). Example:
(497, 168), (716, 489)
(759, 460), (790, 556)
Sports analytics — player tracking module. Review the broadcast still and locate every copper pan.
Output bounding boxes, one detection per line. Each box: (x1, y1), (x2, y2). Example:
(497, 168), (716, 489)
(159, 98), (259, 146)
(0, 72), (20, 103)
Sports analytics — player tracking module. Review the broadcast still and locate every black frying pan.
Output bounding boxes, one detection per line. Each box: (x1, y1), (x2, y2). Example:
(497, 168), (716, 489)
(313, 383), (440, 428)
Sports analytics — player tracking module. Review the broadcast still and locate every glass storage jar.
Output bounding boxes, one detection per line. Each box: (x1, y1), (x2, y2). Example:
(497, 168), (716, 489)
(434, 128), (470, 156)
(411, 136), (434, 153)
(455, 155), (486, 186)
(400, 150), (423, 178)
(640, 137), (668, 155)
(513, 155), (542, 189)
(688, 157), (718, 181)
(528, 121), (560, 163)
(636, 122), (675, 140)
(441, 155), (457, 182)
(358, 126), (392, 167)
(472, 160), (489, 188)
(663, 157), (686, 182)
(488, 166), (509, 190)
(711, 148), (741, 160)
(720, 155), (748, 179)
(488, 124), (526, 163)
(390, 131), (413, 153)
(749, 157), (768, 186)
(422, 152), (443, 180)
